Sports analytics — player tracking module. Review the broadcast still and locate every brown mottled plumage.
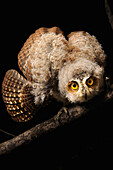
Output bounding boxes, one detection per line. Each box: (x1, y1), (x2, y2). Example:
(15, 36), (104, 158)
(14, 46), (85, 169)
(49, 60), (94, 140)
(2, 27), (106, 122)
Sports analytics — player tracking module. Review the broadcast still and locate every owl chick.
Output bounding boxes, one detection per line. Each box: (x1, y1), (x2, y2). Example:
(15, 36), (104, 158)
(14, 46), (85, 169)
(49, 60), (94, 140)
(2, 27), (106, 122)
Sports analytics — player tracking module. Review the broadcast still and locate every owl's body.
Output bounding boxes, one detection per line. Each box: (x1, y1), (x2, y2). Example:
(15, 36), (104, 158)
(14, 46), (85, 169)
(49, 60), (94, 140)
(2, 27), (106, 122)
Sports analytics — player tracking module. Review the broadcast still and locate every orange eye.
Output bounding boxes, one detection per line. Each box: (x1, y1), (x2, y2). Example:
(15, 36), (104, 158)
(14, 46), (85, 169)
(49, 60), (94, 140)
(70, 81), (79, 90)
(86, 78), (94, 86)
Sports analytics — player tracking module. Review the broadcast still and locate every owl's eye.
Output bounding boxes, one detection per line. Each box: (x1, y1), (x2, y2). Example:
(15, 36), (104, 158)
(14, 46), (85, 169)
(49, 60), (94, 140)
(86, 77), (94, 86)
(69, 81), (79, 90)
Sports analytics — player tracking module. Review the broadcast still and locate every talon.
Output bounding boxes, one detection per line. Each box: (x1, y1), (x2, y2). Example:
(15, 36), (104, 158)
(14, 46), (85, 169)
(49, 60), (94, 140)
(56, 107), (68, 120)
(105, 76), (111, 90)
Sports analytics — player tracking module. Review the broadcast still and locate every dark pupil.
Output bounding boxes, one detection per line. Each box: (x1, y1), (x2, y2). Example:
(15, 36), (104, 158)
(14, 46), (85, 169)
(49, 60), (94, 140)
(73, 83), (76, 87)
(89, 80), (91, 83)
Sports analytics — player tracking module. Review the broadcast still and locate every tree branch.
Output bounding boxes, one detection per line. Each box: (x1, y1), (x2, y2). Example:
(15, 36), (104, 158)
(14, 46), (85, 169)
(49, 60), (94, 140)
(105, 0), (113, 29)
(0, 129), (15, 137)
(0, 105), (87, 155)
(0, 85), (113, 155)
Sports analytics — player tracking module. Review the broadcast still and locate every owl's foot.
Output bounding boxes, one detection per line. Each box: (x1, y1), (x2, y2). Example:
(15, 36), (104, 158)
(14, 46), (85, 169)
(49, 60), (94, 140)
(55, 107), (69, 120)
(105, 76), (113, 100)
(105, 76), (112, 91)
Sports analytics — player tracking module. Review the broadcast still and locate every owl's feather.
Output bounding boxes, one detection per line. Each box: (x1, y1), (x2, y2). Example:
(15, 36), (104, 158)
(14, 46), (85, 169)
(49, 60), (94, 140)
(2, 70), (36, 122)
(68, 31), (106, 66)
(18, 27), (65, 83)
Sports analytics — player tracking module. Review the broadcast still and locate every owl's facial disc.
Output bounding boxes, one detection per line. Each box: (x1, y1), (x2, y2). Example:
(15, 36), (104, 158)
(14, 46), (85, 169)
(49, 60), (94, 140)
(66, 76), (99, 103)
(58, 58), (104, 104)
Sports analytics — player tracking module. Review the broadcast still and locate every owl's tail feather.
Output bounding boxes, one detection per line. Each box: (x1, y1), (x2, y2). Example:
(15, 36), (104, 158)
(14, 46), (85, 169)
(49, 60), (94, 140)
(2, 69), (36, 122)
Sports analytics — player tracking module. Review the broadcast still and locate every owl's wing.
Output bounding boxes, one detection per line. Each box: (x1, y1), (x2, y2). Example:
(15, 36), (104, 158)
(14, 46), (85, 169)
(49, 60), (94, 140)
(2, 69), (36, 122)
(18, 27), (63, 82)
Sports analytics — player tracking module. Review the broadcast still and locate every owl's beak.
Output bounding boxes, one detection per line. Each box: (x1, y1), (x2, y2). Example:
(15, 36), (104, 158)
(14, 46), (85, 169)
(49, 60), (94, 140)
(83, 89), (87, 100)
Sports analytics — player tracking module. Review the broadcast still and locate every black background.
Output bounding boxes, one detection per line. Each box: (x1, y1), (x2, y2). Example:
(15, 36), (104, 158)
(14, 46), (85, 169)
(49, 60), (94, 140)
(0, 0), (113, 169)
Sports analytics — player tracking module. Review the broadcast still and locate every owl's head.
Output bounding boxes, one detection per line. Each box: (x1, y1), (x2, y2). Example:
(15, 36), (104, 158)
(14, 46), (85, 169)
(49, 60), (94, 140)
(58, 58), (104, 103)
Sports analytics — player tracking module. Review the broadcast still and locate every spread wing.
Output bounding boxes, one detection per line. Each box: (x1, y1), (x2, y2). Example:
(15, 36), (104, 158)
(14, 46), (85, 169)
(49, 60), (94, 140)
(2, 69), (37, 122)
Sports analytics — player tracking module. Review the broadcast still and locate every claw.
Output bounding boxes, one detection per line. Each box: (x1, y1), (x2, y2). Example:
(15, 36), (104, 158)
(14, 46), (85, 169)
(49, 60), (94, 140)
(55, 107), (68, 120)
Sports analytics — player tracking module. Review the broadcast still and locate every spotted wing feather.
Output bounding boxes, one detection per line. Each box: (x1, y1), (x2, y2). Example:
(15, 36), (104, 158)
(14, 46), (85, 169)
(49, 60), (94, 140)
(2, 69), (36, 122)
